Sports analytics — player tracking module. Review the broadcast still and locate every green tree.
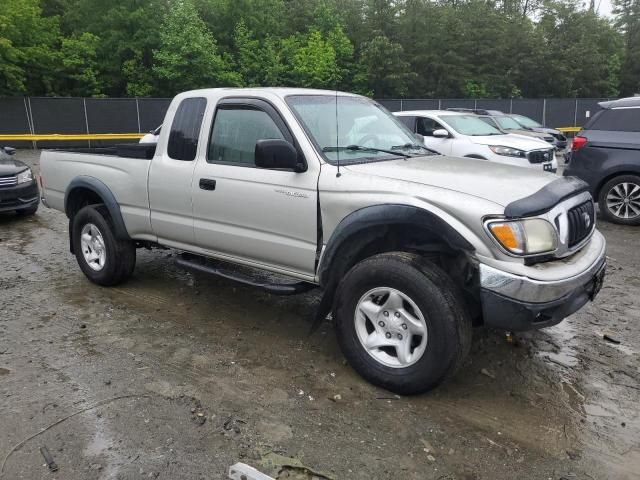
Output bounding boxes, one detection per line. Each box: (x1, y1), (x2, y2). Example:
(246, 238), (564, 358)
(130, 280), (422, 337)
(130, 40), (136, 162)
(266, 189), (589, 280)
(153, 0), (241, 96)
(0, 0), (60, 95)
(59, 32), (102, 96)
(289, 30), (339, 88)
(614, 0), (640, 95)
(361, 34), (413, 97)
(233, 21), (283, 86)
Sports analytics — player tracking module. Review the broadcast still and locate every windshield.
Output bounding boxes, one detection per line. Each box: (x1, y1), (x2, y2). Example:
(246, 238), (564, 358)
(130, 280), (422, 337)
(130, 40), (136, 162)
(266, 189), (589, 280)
(286, 95), (431, 164)
(440, 115), (502, 136)
(512, 115), (542, 128)
(494, 115), (524, 130)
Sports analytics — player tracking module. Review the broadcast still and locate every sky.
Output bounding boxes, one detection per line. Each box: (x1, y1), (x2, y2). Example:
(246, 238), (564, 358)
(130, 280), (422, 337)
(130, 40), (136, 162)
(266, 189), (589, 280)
(597, 0), (614, 17)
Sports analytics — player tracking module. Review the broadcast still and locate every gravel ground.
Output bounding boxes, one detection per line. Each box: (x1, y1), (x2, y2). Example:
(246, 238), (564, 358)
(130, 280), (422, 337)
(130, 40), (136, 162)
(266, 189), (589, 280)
(0, 150), (638, 480)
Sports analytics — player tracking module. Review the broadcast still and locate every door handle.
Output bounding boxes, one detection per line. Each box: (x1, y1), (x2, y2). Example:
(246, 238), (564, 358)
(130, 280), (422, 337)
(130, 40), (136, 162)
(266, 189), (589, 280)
(199, 178), (216, 191)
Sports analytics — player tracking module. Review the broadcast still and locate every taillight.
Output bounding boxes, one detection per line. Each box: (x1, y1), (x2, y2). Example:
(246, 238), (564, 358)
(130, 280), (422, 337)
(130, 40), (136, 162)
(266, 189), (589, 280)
(572, 135), (587, 151)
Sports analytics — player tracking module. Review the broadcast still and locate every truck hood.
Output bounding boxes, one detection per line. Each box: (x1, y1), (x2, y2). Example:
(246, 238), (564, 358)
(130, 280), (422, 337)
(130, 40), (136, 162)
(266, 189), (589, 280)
(0, 157), (29, 176)
(343, 155), (556, 207)
(468, 133), (551, 151)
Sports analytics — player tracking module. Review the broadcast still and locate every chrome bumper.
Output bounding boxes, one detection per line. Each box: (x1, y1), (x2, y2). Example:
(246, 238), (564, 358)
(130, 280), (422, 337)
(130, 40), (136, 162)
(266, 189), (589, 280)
(479, 251), (607, 304)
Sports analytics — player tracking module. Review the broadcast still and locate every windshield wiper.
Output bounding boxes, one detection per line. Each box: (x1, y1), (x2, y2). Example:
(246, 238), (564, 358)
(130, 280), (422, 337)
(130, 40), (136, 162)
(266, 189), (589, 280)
(322, 145), (412, 158)
(391, 143), (439, 155)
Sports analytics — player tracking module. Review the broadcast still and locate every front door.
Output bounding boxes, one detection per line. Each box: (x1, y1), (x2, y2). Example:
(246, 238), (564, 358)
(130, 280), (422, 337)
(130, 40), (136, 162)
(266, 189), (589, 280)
(191, 98), (319, 278)
(417, 117), (453, 155)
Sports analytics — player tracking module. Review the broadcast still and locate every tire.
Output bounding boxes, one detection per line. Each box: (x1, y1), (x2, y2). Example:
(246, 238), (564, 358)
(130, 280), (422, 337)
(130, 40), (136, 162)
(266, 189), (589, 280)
(598, 175), (640, 226)
(71, 205), (136, 286)
(334, 252), (472, 395)
(15, 202), (39, 216)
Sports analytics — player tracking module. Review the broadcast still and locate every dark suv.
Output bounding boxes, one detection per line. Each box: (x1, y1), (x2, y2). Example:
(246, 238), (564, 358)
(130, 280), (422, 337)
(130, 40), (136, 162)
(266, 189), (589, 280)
(564, 97), (640, 225)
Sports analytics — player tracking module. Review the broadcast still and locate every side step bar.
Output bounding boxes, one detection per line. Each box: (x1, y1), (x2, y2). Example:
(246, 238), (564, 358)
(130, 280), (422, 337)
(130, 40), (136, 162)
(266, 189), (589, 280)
(176, 253), (316, 296)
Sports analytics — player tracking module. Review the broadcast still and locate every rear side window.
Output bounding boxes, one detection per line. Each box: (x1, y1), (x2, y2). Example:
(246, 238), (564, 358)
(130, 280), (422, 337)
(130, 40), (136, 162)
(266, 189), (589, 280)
(586, 108), (640, 132)
(167, 97), (207, 161)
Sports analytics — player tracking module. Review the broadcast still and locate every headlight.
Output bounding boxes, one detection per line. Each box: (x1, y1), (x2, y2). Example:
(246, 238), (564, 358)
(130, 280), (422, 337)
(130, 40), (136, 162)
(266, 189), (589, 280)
(488, 145), (526, 158)
(16, 169), (33, 184)
(487, 218), (557, 255)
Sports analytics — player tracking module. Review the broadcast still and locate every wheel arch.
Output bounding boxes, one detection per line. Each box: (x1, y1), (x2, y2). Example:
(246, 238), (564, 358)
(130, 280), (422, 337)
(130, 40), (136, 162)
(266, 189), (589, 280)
(65, 176), (130, 242)
(317, 204), (475, 289)
(595, 170), (640, 198)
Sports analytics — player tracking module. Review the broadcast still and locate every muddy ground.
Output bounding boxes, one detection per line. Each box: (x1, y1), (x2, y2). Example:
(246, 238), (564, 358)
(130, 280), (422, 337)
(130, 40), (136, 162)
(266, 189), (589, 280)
(0, 150), (638, 480)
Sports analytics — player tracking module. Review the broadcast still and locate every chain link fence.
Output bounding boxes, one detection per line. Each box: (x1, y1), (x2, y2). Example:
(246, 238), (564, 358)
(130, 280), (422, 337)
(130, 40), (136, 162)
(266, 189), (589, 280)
(0, 96), (610, 148)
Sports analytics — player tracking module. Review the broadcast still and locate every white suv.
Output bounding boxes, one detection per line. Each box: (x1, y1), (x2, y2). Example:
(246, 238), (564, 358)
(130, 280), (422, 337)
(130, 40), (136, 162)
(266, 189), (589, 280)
(395, 110), (557, 172)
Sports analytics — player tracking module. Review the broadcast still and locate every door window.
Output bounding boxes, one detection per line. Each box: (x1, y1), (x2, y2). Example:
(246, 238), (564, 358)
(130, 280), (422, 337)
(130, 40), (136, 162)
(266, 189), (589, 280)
(396, 116), (417, 132)
(167, 97), (207, 161)
(417, 117), (446, 136)
(208, 107), (286, 166)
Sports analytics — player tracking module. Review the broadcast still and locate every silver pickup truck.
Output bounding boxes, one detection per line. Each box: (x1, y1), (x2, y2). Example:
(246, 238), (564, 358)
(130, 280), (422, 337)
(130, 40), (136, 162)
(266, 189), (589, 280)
(40, 88), (606, 394)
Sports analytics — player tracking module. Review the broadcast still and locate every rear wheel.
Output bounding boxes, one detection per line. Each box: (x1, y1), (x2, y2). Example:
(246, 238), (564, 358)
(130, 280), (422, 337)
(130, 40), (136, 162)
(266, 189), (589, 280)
(334, 252), (472, 395)
(598, 175), (640, 225)
(72, 205), (136, 285)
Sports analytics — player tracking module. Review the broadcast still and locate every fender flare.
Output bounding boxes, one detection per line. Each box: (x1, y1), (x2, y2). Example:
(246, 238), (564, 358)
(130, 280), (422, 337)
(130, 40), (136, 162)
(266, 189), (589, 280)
(317, 204), (474, 287)
(64, 176), (130, 240)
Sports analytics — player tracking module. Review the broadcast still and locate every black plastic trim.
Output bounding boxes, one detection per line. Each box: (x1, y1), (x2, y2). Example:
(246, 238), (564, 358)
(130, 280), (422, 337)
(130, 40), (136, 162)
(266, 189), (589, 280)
(64, 176), (130, 240)
(318, 204), (474, 287)
(504, 176), (590, 218)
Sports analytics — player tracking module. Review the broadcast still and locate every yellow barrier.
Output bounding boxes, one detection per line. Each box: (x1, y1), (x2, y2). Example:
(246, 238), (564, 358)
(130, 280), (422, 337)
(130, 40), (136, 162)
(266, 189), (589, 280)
(1, 128), (582, 142)
(556, 127), (581, 133)
(0, 133), (144, 141)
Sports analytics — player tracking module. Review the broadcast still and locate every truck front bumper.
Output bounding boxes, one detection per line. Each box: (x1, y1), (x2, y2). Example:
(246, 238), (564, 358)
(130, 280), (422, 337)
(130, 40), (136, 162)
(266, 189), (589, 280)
(479, 245), (607, 331)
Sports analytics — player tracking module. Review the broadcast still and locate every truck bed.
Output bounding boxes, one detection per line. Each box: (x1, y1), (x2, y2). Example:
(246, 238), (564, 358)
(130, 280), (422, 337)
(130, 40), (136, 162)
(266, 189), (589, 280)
(40, 146), (154, 239)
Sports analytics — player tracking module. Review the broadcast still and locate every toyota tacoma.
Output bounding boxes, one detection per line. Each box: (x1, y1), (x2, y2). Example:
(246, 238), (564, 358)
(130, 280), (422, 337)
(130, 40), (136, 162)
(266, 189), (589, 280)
(40, 88), (606, 394)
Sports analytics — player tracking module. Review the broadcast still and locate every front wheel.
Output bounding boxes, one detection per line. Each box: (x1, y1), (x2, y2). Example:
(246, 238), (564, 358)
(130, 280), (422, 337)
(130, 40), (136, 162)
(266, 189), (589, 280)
(334, 252), (472, 395)
(598, 175), (640, 225)
(72, 205), (136, 286)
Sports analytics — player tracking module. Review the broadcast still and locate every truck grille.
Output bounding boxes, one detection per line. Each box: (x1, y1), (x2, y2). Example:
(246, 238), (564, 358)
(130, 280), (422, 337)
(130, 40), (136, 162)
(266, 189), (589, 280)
(567, 201), (595, 247)
(0, 175), (17, 188)
(528, 149), (554, 164)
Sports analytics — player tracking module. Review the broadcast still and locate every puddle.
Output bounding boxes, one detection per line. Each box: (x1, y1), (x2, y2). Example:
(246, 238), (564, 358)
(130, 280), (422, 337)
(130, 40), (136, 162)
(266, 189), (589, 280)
(0, 367), (10, 375)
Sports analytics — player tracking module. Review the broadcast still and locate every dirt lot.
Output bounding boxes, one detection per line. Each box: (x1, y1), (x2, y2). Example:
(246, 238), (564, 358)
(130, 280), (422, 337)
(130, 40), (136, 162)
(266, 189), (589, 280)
(0, 150), (638, 480)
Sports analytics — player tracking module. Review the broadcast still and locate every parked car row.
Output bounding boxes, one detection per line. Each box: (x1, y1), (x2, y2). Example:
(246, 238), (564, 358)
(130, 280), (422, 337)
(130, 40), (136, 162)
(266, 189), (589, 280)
(395, 110), (558, 172)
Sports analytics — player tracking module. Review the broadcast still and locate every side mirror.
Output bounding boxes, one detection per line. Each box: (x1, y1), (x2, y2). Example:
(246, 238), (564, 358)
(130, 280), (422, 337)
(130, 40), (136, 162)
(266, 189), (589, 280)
(432, 129), (449, 138)
(2, 146), (16, 155)
(255, 139), (305, 172)
(414, 133), (425, 144)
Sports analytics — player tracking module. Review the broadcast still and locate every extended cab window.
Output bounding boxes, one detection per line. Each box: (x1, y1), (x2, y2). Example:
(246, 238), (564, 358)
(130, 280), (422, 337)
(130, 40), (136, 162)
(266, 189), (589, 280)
(587, 108), (640, 132)
(208, 107), (285, 166)
(167, 97), (207, 161)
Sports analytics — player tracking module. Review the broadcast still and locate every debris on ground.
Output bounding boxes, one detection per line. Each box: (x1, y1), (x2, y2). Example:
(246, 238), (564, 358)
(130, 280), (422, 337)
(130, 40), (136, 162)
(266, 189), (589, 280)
(603, 333), (621, 344)
(229, 462), (275, 480)
(260, 453), (334, 480)
(39, 446), (58, 472)
(480, 368), (496, 379)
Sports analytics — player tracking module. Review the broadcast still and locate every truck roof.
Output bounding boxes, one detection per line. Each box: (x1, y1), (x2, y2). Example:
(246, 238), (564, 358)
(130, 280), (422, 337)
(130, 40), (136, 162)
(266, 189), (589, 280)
(177, 87), (363, 100)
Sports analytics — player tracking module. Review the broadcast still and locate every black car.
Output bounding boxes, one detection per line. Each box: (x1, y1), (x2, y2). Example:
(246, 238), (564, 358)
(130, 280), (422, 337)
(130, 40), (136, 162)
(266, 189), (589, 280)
(564, 97), (640, 225)
(0, 147), (39, 216)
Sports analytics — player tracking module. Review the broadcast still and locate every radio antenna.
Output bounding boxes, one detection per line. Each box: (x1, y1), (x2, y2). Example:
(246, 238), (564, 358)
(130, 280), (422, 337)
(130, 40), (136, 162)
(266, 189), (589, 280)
(335, 89), (341, 178)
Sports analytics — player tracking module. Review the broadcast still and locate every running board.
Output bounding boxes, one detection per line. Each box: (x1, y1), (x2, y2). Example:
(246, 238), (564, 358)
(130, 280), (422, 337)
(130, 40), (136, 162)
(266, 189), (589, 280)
(176, 253), (315, 296)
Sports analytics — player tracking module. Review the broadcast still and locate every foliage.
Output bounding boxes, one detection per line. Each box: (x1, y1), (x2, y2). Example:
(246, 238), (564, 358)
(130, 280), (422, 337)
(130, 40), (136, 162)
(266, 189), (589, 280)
(0, 0), (634, 97)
